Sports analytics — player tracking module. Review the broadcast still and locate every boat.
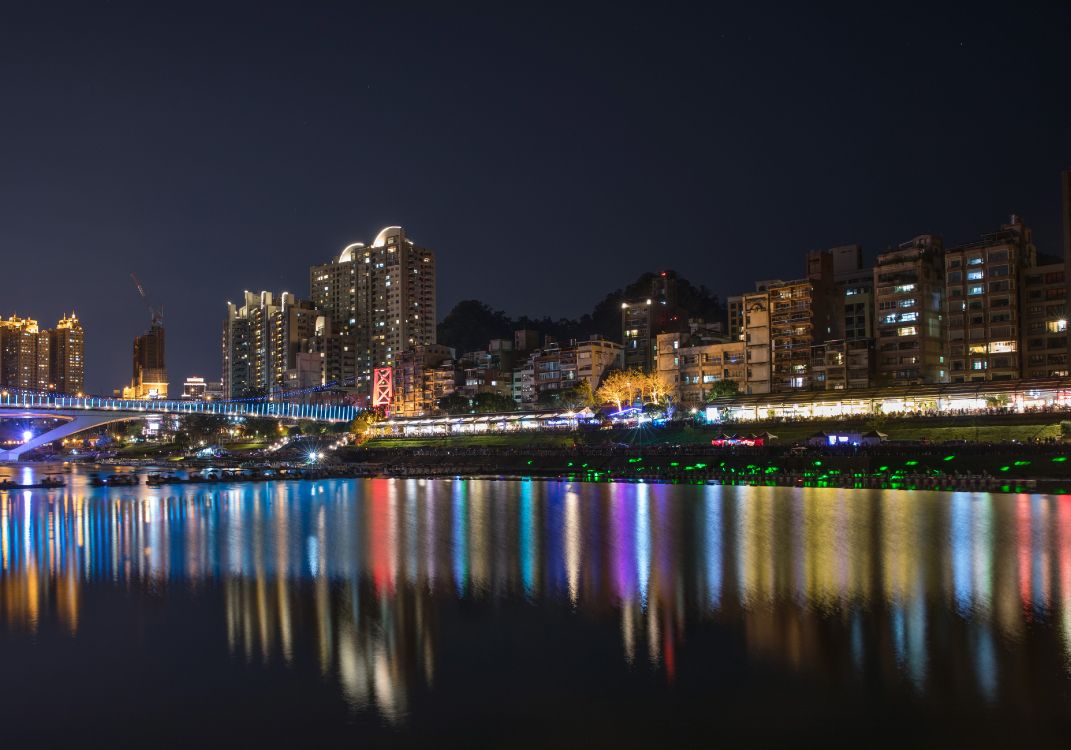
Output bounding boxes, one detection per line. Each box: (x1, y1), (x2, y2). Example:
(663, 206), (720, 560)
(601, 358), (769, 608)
(0, 477), (65, 490)
(89, 474), (140, 487)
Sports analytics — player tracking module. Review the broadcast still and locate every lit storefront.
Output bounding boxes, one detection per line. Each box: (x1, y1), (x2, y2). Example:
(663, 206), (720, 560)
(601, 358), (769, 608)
(705, 378), (1071, 423)
(372, 408), (594, 438)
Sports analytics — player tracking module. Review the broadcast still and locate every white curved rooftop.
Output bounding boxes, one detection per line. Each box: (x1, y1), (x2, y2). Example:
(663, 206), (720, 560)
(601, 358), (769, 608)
(372, 226), (403, 247)
(338, 242), (365, 263)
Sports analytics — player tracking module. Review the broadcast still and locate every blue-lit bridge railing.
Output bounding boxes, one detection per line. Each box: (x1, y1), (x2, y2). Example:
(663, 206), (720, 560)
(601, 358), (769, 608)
(0, 391), (357, 461)
(0, 391), (356, 422)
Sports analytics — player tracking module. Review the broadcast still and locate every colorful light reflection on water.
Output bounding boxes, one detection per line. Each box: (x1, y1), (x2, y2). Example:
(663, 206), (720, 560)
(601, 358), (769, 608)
(2, 468), (1071, 747)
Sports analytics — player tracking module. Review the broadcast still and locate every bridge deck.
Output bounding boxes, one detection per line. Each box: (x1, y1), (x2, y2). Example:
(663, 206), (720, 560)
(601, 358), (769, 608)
(0, 392), (355, 422)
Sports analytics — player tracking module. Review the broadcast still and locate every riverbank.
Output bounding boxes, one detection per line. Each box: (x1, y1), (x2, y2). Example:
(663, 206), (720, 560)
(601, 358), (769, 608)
(13, 430), (1070, 494)
(339, 442), (1069, 493)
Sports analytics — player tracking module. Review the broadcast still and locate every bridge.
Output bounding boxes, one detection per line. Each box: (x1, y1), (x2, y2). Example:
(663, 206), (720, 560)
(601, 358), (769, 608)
(0, 391), (356, 461)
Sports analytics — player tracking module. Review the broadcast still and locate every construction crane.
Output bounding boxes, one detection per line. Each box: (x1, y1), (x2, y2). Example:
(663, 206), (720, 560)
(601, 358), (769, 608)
(130, 272), (164, 326)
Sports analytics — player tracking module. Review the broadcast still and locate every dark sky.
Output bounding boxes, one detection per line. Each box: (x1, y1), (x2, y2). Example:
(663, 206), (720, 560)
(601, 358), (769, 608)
(2, 2), (1069, 394)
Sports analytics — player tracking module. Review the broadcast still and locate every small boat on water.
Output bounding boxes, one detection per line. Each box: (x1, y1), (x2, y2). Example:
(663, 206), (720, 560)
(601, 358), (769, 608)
(89, 474), (140, 487)
(0, 476), (65, 490)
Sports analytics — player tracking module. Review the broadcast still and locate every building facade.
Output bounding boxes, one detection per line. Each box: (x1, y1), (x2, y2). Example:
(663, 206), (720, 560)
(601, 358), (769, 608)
(767, 273), (836, 392)
(0, 315), (50, 391)
(223, 291), (325, 399)
(224, 291), (278, 399)
(944, 216), (1035, 382)
(740, 290), (772, 395)
(123, 322), (167, 399)
(873, 234), (946, 385)
(811, 338), (873, 390)
(575, 337), (622, 391)
(310, 226), (436, 401)
(656, 332), (745, 407)
(1021, 261), (1068, 378)
(48, 313), (84, 395)
(392, 344), (455, 417)
(621, 298), (654, 372)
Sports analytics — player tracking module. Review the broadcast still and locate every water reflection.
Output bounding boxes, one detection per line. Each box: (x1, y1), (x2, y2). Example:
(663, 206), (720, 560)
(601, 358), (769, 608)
(2, 475), (1071, 724)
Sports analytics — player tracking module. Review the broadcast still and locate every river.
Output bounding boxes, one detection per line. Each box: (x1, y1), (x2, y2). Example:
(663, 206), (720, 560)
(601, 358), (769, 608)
(1, 465), (1069, 747)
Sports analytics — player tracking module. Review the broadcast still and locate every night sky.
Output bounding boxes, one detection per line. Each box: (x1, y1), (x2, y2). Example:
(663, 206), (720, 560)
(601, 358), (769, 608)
(2, 2), (1069, 394)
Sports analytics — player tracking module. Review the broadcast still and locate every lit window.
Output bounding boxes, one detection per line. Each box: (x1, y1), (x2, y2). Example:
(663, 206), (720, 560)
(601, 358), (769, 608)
(1047, 319), (1068, 333)
(989, 341), (1016, 353)
(968, 285), (984, 296)
(967, 270), (984, 281)
(971, 360), (987, 370)
(897, 326), (917, 337)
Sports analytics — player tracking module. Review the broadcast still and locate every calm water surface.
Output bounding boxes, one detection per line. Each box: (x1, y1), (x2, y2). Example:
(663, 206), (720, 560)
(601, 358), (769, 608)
(2, 465), (1071, 747)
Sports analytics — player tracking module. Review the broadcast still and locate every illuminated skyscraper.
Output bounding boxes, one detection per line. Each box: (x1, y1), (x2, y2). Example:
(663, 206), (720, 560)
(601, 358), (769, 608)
(0, 315), (50, 391)
(223, 291), (325, 399)
(310, 226), (436, 401)
(49, 312), (84, 395)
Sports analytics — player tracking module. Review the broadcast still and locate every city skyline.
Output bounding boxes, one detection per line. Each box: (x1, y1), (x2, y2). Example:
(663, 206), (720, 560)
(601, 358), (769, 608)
(2, 4), (1070, 393)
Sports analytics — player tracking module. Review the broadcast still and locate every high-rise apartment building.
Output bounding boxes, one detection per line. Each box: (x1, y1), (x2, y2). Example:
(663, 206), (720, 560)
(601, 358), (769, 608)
(808, 244), (874, 340)
(0, 315), (50, 391)
(48, 313), (84, 395)
(310, 226), (436, 401)
(620, 271), (685, 372)
(944, 216), (1035, 382)
(223, 291), (325, 399)
(222, 299), (254, 400)
(621, 298), (654, 372)
(1021, 261), (1068, 378)
(270, 297), (321, 396)
(767, 268), (836, 392)
(873, 234), (946, 384)
(740, 289), (772, 395)
(804, 244), (875, 390)
(1062, 170), (1071, 354)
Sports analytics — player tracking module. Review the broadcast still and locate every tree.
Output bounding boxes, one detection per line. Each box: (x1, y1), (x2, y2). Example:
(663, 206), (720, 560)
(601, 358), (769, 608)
(437, 300), (514, 355)
(178, 414), (222, 446)
(437, 271), (727, 357)
(596, 370), (634, 411)
(245, 417), (280, 439)
(302, 421), (327, 436)
(349, 411), (379, 444)
(566, 380), (596, 410)
(985, 394), (1009, 409)
(705, 379), (740, 402)
(121, 420), (144, 441)
(644, 371), (673, 405)
(473, 392), (516, 413)
(437, 392), (472, 415)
